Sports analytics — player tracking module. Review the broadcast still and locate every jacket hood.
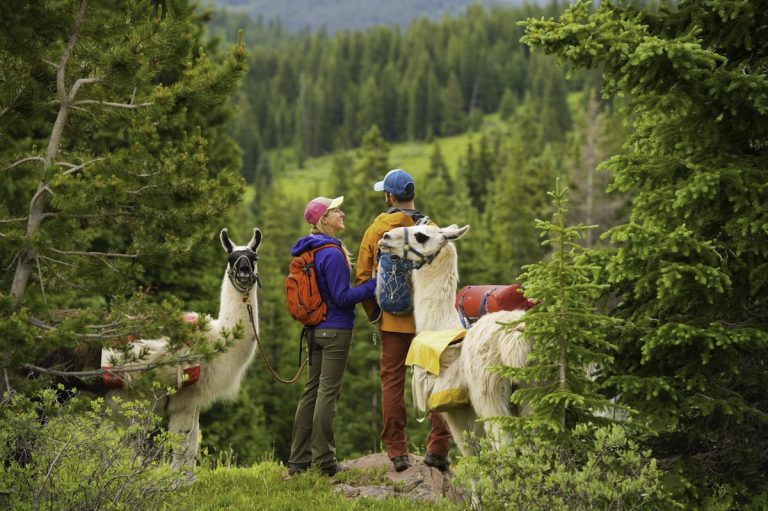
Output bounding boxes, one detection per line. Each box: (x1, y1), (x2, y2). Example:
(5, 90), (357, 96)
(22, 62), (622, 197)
(291, 234), (342, 256)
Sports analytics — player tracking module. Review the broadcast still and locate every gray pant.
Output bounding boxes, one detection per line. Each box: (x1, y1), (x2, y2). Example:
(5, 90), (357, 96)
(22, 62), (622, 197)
(289, 328), (352, 469)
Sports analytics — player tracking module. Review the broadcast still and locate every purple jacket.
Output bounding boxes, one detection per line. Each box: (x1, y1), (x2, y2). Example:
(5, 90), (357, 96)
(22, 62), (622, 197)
(291, 234), (376, 329)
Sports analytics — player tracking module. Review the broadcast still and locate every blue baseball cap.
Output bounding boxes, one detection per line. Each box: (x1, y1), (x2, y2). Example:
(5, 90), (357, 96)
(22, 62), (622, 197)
(373, 169), (415, 196)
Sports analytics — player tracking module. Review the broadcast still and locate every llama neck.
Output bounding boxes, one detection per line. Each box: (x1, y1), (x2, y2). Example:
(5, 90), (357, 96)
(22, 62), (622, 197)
(217, 274), (259, 338)
(412, 243), (464, 332)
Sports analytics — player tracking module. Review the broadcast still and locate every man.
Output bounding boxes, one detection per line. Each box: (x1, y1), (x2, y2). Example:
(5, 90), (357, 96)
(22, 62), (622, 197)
(355, 168), (452, 473)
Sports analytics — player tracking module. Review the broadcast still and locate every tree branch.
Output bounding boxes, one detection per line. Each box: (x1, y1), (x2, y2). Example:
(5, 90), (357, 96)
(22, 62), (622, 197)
(48, 248), (138, 259)
(127, 185), (160, 194)
(59, 157), (103, 176)
(36, 256), (48, 307)
(49, 211), (136, 221)
(68, 77), (100, 102)
(72, 100), (154, 109)
(36, 254), (75, 267)
(4, 156), (44, 171)
(27, 316), (123, 340)
(22, 354), (204, 380)
(29, 185), (54, 206)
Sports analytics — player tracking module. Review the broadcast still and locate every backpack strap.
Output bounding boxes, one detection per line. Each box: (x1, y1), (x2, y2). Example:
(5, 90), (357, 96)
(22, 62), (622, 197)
(302, 242), (345, 309)
(386, 207), (430, 226)
(478, 288), (497, 318)
(457, 292), (472, 329)
(309, 242), (344, 256)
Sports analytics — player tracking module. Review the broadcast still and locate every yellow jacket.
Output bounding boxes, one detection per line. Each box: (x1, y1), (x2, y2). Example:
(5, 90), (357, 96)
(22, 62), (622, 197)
(355, 210), (421, 333)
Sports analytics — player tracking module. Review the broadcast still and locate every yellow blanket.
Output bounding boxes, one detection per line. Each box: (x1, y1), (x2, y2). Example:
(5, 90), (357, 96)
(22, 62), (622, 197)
(405, 328), (466, 375)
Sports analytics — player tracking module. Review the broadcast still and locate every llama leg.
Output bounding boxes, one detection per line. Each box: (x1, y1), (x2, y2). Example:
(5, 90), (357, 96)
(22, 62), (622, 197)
(169, 406), (200, 478)
(468, 377), (513, 450)
(441, 408), (480, 456)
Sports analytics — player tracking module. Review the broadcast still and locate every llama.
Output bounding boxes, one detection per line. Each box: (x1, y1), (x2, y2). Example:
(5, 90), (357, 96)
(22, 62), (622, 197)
(378, 224), (532, 455)
(105, 227), (262, 479)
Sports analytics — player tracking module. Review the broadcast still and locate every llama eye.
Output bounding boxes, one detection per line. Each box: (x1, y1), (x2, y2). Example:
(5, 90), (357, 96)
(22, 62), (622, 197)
(414, 232), (430, 244)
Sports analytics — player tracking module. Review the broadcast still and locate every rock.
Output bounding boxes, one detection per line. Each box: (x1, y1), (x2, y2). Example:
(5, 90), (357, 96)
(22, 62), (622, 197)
(336, 452), (465, 504)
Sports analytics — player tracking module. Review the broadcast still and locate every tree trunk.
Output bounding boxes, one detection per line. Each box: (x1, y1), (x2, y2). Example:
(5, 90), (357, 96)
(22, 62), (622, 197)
(10, 0), (88, 305)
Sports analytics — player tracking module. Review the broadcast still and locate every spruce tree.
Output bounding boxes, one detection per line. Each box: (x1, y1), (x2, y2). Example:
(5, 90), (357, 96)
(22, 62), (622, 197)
(500, 181), (620, 440)
(524, 0), (768, 502)
(498, 87), (518, 120)
(351, 125), (391, 233)
(484, 141), (551, 281)
(565, 89), (628, 248)
(417, 143), (456, 226)
(440, 73), (467, 136)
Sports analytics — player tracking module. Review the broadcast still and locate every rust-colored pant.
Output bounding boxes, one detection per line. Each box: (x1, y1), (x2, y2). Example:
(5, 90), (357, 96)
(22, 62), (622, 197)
(379, 330), (451, 458)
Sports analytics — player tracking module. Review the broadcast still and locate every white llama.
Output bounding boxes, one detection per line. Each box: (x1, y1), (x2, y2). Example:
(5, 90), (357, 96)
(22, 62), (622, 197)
(378, 224), (532, 455)
(106, 228), (262, 477)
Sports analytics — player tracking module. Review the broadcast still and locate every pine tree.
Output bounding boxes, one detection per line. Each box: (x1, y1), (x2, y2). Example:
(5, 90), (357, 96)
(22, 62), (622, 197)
(462, 131), (504, 213)
(530, 55), (572, 146)
(484, 141), (551, 281)
(524, 0), (768, 501)
(356, 74), (384, 142)
(350, 125), (391, 235)
(440, 73), (467, 136)
(498, 87), (518, 120)
(565, 88), (628, 247)
(0, 0), (247, 390)
(417, 143), (456, 225)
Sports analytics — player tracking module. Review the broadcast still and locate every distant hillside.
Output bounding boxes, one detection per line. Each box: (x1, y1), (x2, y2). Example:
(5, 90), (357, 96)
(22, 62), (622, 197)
(206, 0), (527, 33)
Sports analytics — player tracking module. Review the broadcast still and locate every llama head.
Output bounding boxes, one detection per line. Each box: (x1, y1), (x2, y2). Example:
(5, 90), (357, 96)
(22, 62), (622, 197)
(220, 227), (262, 294)
(379, 224), (470, 264)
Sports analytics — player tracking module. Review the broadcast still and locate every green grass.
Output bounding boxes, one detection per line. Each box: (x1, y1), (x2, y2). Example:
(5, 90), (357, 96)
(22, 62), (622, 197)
(270, 115), (508, 202)
(163, 462), (459, 510)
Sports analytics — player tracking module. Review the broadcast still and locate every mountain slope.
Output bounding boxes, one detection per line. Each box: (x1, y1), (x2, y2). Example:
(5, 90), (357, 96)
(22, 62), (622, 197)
(207, 0), (526, 33)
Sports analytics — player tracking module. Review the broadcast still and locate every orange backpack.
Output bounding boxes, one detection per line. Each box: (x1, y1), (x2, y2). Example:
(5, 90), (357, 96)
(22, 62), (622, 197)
(285, 243), (341, 326)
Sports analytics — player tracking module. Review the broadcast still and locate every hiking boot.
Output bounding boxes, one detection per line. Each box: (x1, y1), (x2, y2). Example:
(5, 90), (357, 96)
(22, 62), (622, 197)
(320, 462), (344, 477)
(423, 452), (450, 472)
(288, 462), (310, 476)
(391, 455), (411, 472)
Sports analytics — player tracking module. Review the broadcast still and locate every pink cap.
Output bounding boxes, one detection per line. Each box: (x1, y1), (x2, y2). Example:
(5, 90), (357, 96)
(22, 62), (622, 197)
(304, 196), (344, 225)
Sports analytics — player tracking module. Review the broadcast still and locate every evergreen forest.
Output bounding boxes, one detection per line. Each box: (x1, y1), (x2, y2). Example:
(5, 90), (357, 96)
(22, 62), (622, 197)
(1, 0), (766, 509)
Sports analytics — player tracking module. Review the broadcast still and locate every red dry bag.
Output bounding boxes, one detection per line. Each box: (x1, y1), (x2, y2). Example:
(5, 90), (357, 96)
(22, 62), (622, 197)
(455, 284), (535, 327)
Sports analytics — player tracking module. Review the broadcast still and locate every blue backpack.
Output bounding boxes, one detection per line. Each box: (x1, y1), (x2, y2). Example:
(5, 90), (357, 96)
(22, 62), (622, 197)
(375, 209), (430, 315)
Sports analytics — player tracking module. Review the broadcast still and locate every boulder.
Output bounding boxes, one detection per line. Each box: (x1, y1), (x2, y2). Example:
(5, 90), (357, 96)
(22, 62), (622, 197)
(335, 452), (465, 504)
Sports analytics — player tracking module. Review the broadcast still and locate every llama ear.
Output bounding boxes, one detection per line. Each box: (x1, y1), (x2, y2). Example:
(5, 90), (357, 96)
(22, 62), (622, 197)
(444, 225), (470, 240)
(220, 228), (234, 254)
(247, 228), (262, 252)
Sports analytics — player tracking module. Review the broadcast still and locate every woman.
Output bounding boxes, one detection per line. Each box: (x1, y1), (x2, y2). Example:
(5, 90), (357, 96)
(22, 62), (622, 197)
(287, 196), (376, 476)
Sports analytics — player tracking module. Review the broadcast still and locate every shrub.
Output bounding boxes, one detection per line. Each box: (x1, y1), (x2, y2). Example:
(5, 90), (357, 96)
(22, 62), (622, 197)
(453, 424), (682, 510)
(0, 387), (178, 511)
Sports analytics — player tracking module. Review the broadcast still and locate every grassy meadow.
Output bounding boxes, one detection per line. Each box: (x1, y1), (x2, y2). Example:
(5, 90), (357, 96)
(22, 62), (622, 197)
(163, 462), (460, 511)
(270, 115), (508, 202)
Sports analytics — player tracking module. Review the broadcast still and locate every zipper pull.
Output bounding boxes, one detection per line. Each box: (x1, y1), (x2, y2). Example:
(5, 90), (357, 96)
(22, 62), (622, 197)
(371, 330), (378, 346)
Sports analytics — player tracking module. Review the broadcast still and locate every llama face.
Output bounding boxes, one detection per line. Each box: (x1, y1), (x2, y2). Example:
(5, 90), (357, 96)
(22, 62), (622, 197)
(220, 228), (262, 294)
(379, 224), (470, 263)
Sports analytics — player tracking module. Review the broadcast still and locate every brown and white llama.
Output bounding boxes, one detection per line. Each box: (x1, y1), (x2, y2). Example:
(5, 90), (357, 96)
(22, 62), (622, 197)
(105, 228), (262, 479)
(378, 224), (532, 455)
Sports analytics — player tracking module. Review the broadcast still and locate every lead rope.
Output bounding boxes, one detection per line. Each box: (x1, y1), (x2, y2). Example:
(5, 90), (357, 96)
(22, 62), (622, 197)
(246, 301), (307, 384)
